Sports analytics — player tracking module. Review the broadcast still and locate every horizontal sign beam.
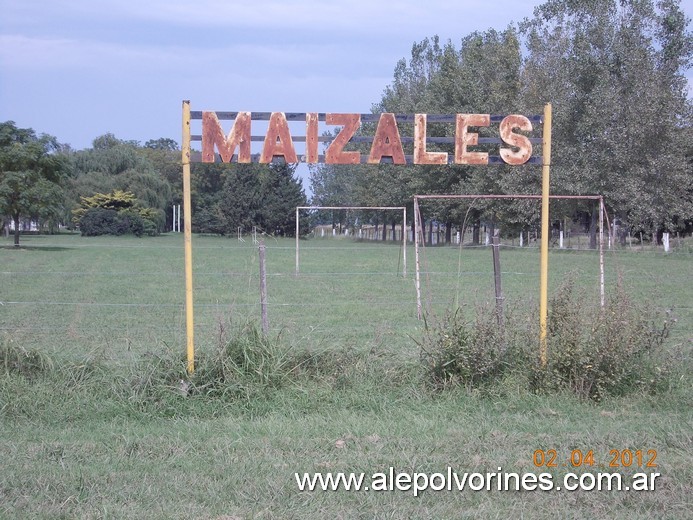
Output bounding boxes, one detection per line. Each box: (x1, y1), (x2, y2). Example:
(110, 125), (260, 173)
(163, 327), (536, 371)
(191, 134), (544, 145)
(190, 111), (543, 124)
(190, 152), (543, 165)
(188, 109), (545, 166)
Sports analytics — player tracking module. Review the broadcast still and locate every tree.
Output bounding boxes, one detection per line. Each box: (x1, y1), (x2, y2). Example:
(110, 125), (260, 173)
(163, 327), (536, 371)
(309, 2), (692, 244)
(196, 162), (308, 237)
(520, 0), (693, 242)
(68, 134), (173, 231)
(313, 29), (527, 243)
(73, 190), (159, 237)
(0, 121), (69, 246)
(144, 138), (178, 151)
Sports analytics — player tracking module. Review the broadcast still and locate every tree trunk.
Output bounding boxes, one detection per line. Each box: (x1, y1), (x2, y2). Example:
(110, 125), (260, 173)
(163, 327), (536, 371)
(428, 220), (433, 246)
(391, 220), (396, 242)
(445, 221), (452, 244)
(472, 219), (480, 245)
(589, 208), (597, 249)
(13, 214), (20, 247)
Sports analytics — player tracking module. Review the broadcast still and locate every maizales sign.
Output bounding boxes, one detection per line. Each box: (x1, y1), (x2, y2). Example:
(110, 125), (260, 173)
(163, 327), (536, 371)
(191, 111), (543, 166)
(181, 101), (553, 375)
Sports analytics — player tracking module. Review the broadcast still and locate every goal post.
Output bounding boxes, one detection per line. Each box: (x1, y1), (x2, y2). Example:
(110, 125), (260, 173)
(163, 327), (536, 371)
(412, 194), (607, 321)
(295, 206), (407, 276)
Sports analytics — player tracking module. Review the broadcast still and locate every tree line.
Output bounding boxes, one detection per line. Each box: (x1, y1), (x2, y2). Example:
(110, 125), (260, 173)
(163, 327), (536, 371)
(1, 0), (691, 247)
(0, 126), (308, 246)
(311, 0), (692, 246)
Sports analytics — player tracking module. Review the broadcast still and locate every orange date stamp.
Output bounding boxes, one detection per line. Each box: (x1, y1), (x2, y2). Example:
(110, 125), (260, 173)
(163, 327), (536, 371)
(533, 449), (658, 469)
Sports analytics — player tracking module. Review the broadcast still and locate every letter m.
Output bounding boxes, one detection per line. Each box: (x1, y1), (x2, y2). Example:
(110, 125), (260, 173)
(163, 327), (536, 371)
(202, 111), (251, 163)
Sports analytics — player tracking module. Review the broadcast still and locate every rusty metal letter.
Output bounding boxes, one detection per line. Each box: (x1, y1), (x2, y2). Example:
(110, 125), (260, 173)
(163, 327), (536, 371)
(454, 114), (490, 165)
(414, 113), (448, 165)
(499, 115), (533, 165)
(260, 112), (298, 163)
(368, 113), (405, 164)
(202, 111), (251, 163)
(305, 113), (319, 164)
(325, 113), (361, 164)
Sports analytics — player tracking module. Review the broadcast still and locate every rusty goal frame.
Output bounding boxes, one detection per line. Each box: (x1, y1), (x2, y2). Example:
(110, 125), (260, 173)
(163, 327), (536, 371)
(413, 194), (607, 321)
(295, 206), (407, 276)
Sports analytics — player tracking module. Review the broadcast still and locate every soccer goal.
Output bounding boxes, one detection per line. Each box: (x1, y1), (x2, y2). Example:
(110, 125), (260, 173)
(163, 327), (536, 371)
(295, 206), (407, 276)
(412, 194), (608, 320)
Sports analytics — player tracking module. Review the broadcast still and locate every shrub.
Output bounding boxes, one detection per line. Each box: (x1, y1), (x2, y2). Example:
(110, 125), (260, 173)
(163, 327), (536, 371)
(78, 207), (158, 237)
(419, 307), (508, 391)
(75, 190), (160, 237)
(79, 208), (124, 236)
(188, 322), (295, 400)
(142, 218), (158, 236)
(532, 280), (674, 401)
(419, 279), (677, 401)
(0, 339), (54, 379)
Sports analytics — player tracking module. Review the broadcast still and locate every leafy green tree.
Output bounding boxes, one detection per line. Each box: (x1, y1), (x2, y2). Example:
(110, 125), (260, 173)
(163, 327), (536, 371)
(0, 121), (69, 246)
(315, 29), (526, 243)
(198, 162), (308, 236)
(68, 134), (172, 231)
(144, 138), (178, 151)
(310, 1), (692, 244)
(520, 0), (693, 242)
(73, 190), (159, 236)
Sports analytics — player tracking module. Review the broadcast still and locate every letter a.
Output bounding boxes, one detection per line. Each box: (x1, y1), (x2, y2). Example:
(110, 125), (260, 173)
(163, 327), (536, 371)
(368, 113), (405, 164)
(260, 112), (298, 163)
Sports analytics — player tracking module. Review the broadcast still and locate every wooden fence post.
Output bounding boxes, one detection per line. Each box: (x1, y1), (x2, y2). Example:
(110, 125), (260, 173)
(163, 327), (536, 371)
(259, 241), (269, 336)
(491, 233), (504, 333)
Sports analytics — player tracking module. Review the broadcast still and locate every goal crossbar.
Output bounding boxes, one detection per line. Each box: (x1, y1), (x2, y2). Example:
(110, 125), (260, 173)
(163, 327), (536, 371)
(295, 206), (407, 276)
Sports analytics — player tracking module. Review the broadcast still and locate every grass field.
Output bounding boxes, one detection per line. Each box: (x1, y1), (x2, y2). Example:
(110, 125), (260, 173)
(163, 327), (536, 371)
(1, 233), (691, 519)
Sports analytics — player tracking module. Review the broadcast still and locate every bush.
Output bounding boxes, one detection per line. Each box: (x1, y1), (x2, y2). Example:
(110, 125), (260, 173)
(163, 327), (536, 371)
(79, 207), (158, 237)
(187, 322), (295, 400)
(142, 218), (158, 236)
(531, 279), (674, 401)
(118, 209), (145, 237)
(419, 279), (677, 401)
(79, 208), (125, 236)
(1, 339), (53, 379)
(419, 307), (509, 391)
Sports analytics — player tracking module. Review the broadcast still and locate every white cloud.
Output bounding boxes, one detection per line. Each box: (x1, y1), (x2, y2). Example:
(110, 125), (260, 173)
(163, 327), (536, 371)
(4, 0), (535, 37)
(0, 0), (540, 149)
(45, 0), (405, 27)
(0, 34), (166, 70)
(0, 31), (389, 88)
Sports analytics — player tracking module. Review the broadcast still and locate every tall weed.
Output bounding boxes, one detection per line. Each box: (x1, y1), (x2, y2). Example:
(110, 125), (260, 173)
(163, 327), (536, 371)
(420, 278), (679, 401)
(533, 279), (675, 400)
(419, 306), (510, 391)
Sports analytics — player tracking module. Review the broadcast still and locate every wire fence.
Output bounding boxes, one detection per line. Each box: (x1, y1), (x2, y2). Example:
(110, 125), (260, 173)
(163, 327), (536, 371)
(1, 234), (691, 364)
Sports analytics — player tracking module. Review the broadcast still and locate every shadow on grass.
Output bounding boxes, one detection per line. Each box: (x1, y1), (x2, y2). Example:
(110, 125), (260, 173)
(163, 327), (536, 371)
(0, 245), (71, 252)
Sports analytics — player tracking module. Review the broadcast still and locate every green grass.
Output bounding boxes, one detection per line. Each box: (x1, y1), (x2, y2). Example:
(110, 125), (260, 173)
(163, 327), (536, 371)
(0, 233), (691, 519)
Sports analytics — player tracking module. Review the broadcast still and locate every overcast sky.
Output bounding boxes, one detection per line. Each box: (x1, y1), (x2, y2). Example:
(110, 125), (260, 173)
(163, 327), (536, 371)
(1, 0), (691, 154)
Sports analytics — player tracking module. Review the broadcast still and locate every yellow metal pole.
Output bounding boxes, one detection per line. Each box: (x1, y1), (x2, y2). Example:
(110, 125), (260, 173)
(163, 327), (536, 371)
(539, 103), (552, 367)
(182, 100), (195, 374)
(295, 207), (299, 276)
(402, 206), (407, 277)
